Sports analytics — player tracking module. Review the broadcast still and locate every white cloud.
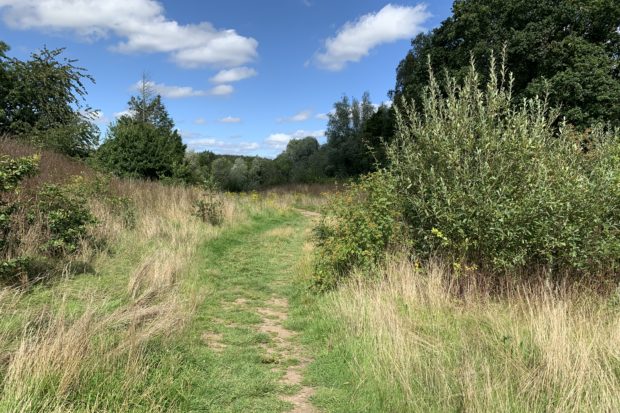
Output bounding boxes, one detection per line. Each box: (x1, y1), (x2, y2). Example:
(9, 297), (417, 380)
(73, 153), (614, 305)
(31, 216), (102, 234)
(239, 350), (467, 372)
(210, 84), (234, 96)
(183, 132), (259, 154)
(219, 116), (241, 123)
(210, 67), (257, 83)
(80, 109), (108, 124)
(131, 80), (234, 97)
(279, 109), (313, 122)
(372, 100), (393, 110)
(315, 112), (329, 120)
(314, 4), (430, 71)
(0, 0), (258, 69)
(133, 80), (208, 98)
(265, 129), (325, 150)
(194, 117), (206, 125)
(114, 109), (134, 119)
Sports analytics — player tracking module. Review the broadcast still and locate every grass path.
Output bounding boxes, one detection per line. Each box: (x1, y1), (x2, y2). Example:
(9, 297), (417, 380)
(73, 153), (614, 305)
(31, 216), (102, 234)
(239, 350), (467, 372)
(174, 210), (316, 412)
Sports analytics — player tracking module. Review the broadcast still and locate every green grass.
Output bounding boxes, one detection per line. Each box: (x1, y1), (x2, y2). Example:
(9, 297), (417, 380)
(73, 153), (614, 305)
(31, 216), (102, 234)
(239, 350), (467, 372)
(0, 205), (318, 412)
(290, 257), (620, 413)
(139, 210), (311, 412)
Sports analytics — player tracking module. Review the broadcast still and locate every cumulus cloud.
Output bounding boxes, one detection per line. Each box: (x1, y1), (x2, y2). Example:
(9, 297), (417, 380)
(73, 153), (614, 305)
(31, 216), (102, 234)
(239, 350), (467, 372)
(219, 116), (241, 123)
(133, 80), (208, 98)
(131, 80), (234, 98)
(279, 109), (313, 122)
(265, 129), (325, 150)
(209, 84), (234, 96)
(314, 4), (430, 71)
(80, 109), (108, 124)
(0, 0), (258, 69)
(114, 109), (135, 119)
(210, 67), (257, 83)
(183, 131), (259, 154)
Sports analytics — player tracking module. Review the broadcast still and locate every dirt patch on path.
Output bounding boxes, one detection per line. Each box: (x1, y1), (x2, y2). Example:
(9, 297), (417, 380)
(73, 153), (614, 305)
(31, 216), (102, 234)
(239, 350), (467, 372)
(201, 332), (226, 352)
(258, 297), (317, 413)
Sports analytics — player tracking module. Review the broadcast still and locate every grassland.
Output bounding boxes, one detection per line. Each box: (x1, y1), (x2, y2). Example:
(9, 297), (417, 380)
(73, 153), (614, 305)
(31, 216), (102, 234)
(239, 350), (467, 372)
(1, 147), (619, 412)
(293, 257), (620, 412)
(0, 165), (320, 412)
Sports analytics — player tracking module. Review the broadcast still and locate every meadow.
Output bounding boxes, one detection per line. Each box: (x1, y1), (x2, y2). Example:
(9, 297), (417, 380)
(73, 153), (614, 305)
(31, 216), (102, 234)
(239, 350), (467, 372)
(2, 139), (620, 412)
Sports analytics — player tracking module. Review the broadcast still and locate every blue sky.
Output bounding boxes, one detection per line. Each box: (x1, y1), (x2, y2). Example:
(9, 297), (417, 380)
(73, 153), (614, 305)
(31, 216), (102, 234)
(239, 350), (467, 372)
(0, 0), (452, 157)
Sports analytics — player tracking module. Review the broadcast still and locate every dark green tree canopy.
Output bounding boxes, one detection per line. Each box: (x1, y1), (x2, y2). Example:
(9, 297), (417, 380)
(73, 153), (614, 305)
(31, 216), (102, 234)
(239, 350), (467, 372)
(0, 41), (98, 156)
(393, 0), (620, 127)
(325, 92), (376, 176)
(97, 80), (185, 180)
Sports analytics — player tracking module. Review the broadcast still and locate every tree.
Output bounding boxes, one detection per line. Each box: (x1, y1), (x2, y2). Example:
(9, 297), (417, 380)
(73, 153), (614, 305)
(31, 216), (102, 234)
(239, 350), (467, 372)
(392, 0), (620, 127)
(360, 105), (396, 167)
(0, 42), (98, 156)
(324, 93), (377, 177)
(97, 78), (186, 179)
(283, 137), (325, 183)
(211, 158), (231, 189)
(228, 158), (249, 191)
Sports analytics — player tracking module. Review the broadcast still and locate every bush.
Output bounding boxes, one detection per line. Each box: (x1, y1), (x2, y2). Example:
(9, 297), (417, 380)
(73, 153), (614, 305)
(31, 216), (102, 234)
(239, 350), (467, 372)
(0, 154), (39, 250)
(36, 184), (96, 256)
(194, 194), (224, 226)
(313, 171), (402, 289)
(388, 56), (620, 277)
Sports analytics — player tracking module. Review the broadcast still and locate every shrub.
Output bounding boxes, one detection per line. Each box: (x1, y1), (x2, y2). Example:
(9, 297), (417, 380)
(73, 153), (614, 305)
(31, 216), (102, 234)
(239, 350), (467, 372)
(0, 154), (39, 249)
(388, 55), (620, 277)
(194, 194), (224, 226)
(36, 184), (96, 256)
(0, 154), (38, 282)
(313, 171), (402, 290)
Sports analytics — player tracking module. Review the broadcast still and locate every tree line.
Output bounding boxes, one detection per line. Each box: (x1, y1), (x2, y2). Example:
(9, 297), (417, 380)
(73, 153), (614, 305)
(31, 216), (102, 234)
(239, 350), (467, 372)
(1, 0), (618, 191)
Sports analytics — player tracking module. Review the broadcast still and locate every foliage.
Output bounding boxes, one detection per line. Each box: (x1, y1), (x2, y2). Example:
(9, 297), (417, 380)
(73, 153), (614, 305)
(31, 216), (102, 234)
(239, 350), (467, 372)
(393, 0), (620, 128)
(210, 157), (232, 189)
(324, 93), (376, 177)
(313, 171), (401, 289)
(193, 194), (224, 226)
(96, 79), (186, 180)
(389, 57), (620, 276)
(36, 184), (96, 256)
(0, 155), (39, 252)
(274, 136), (327, 184)
(0, 41), (98, 156)
(360, 104), (396, 167)
(228, 157), (249, 191)
(0, 154), (39, 192)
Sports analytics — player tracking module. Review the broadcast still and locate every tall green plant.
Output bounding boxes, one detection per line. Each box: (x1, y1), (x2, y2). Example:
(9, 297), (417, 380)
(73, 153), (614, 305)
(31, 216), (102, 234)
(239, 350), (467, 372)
(0, 154), (38, 280)
(313, 171), (401, 289)
(389, 54), (620, 276)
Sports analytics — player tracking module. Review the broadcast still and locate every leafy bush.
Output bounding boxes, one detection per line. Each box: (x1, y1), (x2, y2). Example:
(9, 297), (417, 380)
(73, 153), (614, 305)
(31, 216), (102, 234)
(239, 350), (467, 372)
(65, 176), (136, 229)
(36, 184), (96, 256)
(0, 155), (39, 249)
(313, 171), (402, 289)
(194, 195), (224, 226)
(0, 42), (98, 157)
(388, 56), (620, 277)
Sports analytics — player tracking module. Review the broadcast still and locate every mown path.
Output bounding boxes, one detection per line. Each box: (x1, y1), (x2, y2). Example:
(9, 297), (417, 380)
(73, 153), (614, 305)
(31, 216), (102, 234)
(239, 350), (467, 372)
(177, 211), (316, 412)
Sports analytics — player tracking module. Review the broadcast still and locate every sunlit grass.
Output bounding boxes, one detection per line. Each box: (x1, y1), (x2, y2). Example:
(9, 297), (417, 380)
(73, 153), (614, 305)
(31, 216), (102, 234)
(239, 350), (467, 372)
(296, 256), (620, 412)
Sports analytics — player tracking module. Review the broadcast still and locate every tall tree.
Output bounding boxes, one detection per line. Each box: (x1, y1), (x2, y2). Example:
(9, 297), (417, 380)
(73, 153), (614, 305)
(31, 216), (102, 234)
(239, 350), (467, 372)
(0, 42), (98, 156)
(393, 0), (620, 127)
(325, 93), (377, 177)
(97, 77), (185, 179)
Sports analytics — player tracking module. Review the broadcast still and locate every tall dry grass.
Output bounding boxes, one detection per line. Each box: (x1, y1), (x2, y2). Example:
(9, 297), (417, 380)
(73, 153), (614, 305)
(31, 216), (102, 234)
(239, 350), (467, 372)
(0, 141), (324, 410)
(325, 256), (620, 412)
(0, 176), (243, 411)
